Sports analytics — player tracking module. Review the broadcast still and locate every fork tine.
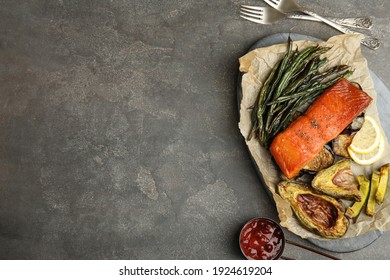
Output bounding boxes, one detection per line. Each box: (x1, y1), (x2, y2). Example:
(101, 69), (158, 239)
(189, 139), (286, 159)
(264, 0), (278, 9)
(239, 14), (268, 25)
(240, 7), (263, 16)
(240, 10), (263, 20)
(241, 5), (264, 11)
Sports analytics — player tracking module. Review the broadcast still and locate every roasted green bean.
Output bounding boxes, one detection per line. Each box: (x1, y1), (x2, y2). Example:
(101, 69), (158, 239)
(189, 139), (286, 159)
(251, 37), (353, 147)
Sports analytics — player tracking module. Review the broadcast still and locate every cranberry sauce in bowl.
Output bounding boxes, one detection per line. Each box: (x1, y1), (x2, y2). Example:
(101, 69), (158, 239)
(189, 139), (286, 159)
(239, 217), (285, 260)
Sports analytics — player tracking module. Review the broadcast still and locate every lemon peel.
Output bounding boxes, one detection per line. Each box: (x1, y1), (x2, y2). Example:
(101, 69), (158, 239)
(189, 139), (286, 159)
(348, 135), (385, 165)
(349, 116), (381, 154)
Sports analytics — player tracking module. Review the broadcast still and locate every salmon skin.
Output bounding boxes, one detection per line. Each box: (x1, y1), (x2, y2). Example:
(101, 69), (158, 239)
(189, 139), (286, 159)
(270, 78), (372, 179)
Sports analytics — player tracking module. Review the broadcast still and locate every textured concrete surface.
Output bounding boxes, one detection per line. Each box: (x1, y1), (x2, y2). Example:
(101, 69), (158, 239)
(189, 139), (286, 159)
(0, 0), (389, 259)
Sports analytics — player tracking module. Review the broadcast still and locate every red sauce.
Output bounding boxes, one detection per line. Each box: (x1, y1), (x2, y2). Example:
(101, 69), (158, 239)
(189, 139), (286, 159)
(239, 218), (285, 260)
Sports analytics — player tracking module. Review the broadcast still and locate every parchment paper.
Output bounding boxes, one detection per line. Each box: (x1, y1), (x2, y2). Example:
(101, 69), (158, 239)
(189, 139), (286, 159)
(238, 34), (390, 240)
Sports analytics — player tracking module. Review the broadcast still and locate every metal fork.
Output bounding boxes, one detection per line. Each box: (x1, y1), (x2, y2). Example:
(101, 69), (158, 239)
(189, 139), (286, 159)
(240, 5), (372, 29)
(263, 0), (380, 50)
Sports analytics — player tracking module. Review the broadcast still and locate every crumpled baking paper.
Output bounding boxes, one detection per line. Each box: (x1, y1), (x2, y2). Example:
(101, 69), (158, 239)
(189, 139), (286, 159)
(239, 34), (390, 240)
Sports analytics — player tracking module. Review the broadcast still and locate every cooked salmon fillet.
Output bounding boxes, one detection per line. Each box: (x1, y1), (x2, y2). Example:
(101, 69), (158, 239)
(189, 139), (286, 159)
(270, 78), (372, 178)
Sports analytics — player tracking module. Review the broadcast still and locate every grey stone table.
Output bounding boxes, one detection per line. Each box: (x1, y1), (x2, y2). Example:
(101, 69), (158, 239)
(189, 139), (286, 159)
(0, 0), (389, 260)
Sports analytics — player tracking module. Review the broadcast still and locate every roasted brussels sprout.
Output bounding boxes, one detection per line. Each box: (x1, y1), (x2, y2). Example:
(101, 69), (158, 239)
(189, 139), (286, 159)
(303, 145), (335, 174)
(332, 134), (353, 158)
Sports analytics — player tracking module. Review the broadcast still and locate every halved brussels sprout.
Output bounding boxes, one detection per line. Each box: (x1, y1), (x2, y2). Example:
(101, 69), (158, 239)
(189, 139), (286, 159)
(302, 145), (335, 174)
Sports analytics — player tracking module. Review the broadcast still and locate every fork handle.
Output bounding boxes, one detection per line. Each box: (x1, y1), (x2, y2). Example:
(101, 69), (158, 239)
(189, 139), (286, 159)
(287, 12), (372, 29)
(302, 10), (380, 50)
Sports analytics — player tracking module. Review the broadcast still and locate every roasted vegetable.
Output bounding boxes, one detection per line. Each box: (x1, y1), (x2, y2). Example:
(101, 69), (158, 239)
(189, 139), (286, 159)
(376, 163), (389, 204)
(349, 115), (365, 131)
(311, 160), (361, 201)
(250, 37), (353, 147)
(302, 145), (335, 174)
(332, 134), (353, 158)
(278, 180), (349, 239)
(366, 170), (380, 216)
(345, 175), (371, 222)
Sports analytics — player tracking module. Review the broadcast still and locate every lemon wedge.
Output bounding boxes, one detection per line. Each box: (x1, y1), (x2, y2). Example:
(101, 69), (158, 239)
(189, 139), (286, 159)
(349, 116), (381, 154)
(348, 135), (385, 165)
